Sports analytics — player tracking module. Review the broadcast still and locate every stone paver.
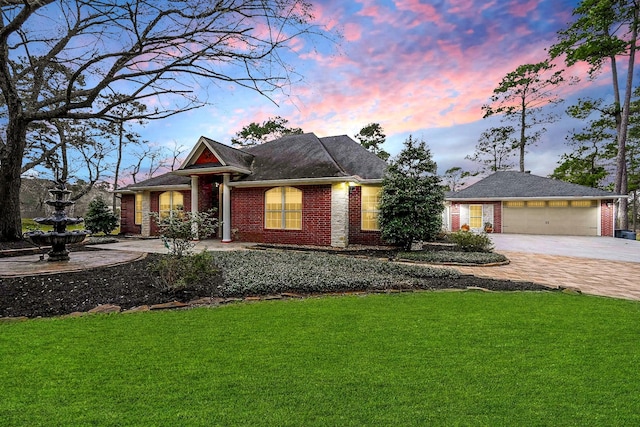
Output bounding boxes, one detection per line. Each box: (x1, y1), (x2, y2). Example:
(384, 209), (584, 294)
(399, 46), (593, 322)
(452, 251), (640, 301)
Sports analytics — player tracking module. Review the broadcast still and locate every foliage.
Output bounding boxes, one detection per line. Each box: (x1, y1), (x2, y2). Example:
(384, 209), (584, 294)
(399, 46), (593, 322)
(447, 230), (494, 253)
(550, 0), (640, 229)
(0, 0), (332, 241)
(210, 250), (459, 296)
(231, 116), (303, 147)
(150, 210), (218, 257)
(84, 196), (118, 235)
(482, 60), (566, 172)
(2, 293), (640, 425)
(354, 123), (390, 161)
(379, 136), (445, 250)
(443, 166), (472, 191)
(397, 250), (507, 264)
(151, 250), (216, 291)
(466, 126), (516, 174)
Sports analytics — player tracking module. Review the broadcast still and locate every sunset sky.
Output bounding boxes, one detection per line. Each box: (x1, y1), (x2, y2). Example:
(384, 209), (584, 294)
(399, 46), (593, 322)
(136, 0), (616, 180)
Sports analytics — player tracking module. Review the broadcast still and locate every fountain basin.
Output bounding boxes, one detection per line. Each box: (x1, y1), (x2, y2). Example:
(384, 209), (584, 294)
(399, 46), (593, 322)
(25, 230), (90, 261)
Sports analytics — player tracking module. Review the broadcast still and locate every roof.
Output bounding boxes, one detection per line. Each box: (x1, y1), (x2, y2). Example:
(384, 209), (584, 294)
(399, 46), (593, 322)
(236, 133), (387, 182)
(447, 171), (621, 200)
(118, 173), (191, 192)
(119, 132), (388, 191)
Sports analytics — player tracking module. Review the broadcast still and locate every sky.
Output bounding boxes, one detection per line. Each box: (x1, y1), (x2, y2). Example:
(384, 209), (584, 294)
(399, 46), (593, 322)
(57, 0), (628, 183)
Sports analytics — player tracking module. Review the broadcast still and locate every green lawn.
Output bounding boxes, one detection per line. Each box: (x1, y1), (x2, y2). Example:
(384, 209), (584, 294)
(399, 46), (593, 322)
(1, 292), (639, 426)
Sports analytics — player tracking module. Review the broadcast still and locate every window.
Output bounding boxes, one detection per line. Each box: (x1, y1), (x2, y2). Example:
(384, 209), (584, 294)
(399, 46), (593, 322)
(504, 201), (525, 208)
(571, 200), (596, 208)
(469, 205), (483, 228)
(265, 187), (302, 230)
(548, 200), (569, 208)
(361, 186), (381, 231)
(527, 201), (546, 208)
(135, 193), (143, 225)
(159, 191), (184, 219)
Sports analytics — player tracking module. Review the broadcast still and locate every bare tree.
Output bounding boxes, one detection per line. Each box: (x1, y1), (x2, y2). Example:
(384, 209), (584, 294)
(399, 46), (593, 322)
(0, 0), (329, 241)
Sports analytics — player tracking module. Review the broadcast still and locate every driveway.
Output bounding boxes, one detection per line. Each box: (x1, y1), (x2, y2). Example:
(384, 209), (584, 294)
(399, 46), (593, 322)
(454, 234), (640, 301)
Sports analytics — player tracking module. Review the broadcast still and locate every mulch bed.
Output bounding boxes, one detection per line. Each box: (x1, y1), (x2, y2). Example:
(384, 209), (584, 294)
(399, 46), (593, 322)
(1, 241), (552, 319)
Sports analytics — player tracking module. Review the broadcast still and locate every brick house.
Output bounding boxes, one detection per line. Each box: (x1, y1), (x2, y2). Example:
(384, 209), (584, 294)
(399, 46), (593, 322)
(445, 171), (623, 237)
(117, 133), (387, 247)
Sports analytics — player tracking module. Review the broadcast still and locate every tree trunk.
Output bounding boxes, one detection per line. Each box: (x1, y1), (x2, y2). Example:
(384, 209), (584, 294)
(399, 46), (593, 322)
(0, 120), (28, 241)
(614, 6), (638, 230)
(519, 98), (526, 172)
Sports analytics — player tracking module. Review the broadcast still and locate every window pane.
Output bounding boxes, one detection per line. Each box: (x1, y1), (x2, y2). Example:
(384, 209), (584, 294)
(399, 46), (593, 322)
(265, 188), (282, 210)
(135, 193), (143, 225)
(285, 211), (302, 229)
(361, 186), (381, 231)
(469, 205), (483, 228)
(265, 211), (282, 229)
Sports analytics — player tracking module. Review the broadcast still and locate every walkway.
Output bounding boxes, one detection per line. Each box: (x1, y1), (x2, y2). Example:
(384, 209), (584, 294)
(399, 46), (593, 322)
(452, 235), (640, 301)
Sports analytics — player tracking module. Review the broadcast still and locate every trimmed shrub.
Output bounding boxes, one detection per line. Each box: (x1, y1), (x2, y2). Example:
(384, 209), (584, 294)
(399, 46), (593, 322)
(398, 250), (507, 264)
(447, 231), (494, 253)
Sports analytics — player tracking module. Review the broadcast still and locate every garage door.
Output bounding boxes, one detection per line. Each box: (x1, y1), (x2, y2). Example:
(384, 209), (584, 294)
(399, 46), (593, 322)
(502, 200), (598, 236)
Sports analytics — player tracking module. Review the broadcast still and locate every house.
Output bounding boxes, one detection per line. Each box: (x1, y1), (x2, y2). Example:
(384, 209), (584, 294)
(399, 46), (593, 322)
(445, 171), (624, 236)
(117, 133), (387, 247)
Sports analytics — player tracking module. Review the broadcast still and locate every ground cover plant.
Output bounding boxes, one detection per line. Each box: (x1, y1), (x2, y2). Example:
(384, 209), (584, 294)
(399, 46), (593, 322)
(1, 292), (639, 426)
(397, 250), (507, 264)
(1, 249), (544, 318)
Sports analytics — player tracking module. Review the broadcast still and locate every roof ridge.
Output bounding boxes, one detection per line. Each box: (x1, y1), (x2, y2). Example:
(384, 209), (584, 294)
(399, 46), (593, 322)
(317, 135), (348, 176)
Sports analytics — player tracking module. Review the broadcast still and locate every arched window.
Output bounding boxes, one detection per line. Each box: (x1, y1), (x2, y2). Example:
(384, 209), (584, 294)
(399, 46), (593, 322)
(265, 187), (302, 230)
(134, 193), (143, 225)
(159, 191), (184, 219)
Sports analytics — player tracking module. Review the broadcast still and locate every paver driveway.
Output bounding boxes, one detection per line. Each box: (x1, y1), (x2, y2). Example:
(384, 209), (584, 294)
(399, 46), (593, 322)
(454, 235), (640, 300)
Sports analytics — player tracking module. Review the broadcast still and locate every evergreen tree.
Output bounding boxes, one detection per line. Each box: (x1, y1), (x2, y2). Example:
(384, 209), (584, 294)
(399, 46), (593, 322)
(355, 123), (390, 161)
(84, 196), (118, 235)
(379, 136), (444, 250)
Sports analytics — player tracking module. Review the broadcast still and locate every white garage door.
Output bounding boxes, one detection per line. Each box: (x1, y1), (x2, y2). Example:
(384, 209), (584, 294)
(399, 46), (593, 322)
(502, 200), (598, 236)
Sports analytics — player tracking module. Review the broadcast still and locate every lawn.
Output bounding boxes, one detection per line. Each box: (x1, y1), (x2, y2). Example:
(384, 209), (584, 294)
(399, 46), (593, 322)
(1, 292), (639, 426)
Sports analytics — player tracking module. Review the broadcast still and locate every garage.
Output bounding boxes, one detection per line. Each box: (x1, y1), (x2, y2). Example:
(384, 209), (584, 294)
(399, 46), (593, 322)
(446, 171), (620, 237)
(502, 200), (599, 236)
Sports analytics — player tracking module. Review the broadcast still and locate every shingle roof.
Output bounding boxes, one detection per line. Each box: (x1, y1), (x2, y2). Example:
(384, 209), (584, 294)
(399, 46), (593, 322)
(190, 136), (253, 170)
(447, 171), (620, 199)
(319, 135), (388, 180)
(237, 133), (386, 182)
(118, 172), (190, 191)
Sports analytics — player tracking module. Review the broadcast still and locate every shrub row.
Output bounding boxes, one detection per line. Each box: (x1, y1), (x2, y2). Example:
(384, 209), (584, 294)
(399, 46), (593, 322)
(397, 250), (507, 264)
(209, 250), (460, 296)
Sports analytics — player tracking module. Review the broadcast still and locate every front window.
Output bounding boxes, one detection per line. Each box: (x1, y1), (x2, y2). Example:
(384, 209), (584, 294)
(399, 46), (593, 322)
(265, 187), (302, 230)
(469, 205), (483, 229)
(159, 191), (184, 219)
(135, 193), (143, 225)
(361, 185), (381, 231)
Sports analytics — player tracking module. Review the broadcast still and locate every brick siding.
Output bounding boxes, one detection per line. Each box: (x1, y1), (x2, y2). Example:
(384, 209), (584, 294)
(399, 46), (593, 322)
(347, 186), (384, 246)
(231, 185), (332, 246)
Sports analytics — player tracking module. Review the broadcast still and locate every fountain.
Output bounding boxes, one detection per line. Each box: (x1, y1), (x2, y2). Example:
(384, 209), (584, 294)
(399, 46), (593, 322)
(24, 180), (90, 261)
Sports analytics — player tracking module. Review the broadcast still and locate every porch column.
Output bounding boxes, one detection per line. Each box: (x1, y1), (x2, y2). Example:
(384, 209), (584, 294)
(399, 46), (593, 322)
(222, 173), (232, 242)
(191, 175), (199, 239)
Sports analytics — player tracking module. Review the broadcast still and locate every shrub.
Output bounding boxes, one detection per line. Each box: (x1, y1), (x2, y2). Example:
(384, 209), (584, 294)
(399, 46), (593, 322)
(84, 196), (118, 235)
(152, 250), (216, 290)
(447, 231), (494, 253)
(150, 209), (218, 256)
(398, 250), (506, 264)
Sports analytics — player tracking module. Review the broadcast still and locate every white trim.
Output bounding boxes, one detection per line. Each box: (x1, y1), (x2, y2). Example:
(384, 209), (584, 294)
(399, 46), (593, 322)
(228, 176), (381, 188)
(179, 136), (228, 169)
(172, 165), (252, 176)
(447, 195), (627, 202)
(118, 184), (190, 193)
(222, 173), (232, 242)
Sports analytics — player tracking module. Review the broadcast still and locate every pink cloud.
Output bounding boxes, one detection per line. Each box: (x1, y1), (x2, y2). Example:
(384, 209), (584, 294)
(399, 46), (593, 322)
(509, 0), (538, 18)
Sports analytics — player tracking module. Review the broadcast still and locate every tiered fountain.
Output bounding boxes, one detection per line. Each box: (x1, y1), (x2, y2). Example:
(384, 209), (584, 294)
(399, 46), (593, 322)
(24, 180), (90, 262)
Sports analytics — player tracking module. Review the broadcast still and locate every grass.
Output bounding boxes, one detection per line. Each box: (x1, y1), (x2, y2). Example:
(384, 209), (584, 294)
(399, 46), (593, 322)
(1, 292), (639, 426)
(21, 218), (119, 235)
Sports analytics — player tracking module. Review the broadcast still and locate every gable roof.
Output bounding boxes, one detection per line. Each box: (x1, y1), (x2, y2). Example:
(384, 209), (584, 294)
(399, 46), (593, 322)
(176, 136), (253, 175)
(234, 133), (387, 183)
(447, 171), (621, 200)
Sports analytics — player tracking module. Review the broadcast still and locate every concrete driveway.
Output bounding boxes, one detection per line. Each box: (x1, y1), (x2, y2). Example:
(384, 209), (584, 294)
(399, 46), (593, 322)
(454, 234), (640, 301)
